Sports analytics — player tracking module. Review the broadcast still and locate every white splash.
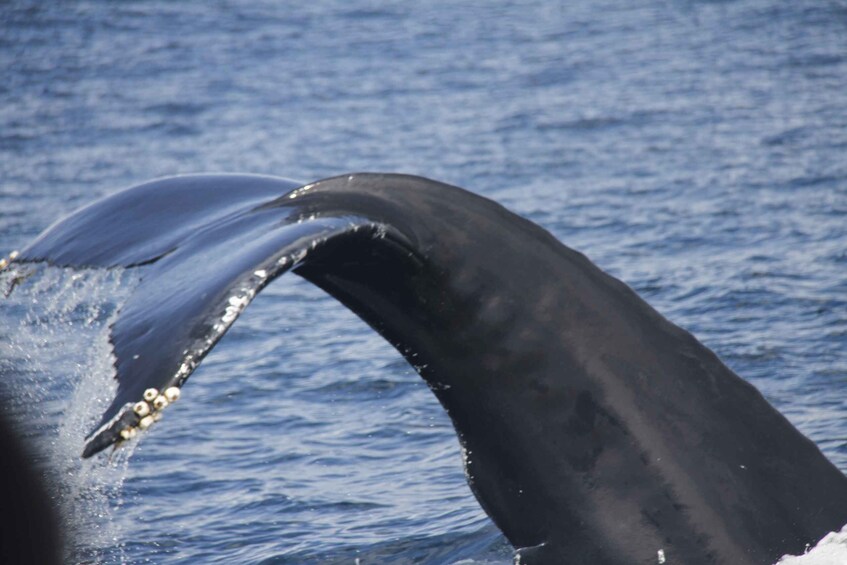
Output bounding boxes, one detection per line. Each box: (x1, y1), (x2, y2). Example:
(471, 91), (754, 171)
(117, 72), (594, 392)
(0, 266), (141, 563)
(778, 525), (847, 565)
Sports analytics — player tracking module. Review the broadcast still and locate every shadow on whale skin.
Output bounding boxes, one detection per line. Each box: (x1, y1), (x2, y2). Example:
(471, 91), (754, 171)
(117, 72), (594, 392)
(7, 173), (847, 564)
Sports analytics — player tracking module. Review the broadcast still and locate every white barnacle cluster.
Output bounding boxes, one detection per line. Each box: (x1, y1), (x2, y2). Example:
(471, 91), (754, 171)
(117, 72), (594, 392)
(221, 293), (250, 324)
(0, 249), (19, 270)
(212, 287), (257, 336)
(118, 386), (182, 441)
(174, 356), (196, 382)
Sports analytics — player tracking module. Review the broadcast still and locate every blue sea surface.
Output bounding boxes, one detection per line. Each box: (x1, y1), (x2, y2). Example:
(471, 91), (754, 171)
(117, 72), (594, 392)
(1, 1), (846, 563)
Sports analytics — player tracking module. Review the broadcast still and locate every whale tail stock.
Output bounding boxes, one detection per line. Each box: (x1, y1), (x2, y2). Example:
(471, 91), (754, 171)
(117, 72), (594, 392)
(8, 173), (847, 564)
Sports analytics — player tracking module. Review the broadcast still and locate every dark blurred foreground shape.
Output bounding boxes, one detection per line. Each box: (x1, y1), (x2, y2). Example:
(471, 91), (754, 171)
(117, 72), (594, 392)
(0, 405), (62, 565)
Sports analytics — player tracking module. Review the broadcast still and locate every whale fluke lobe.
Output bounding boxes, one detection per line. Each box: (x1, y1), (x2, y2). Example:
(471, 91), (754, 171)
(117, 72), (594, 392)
(11, 173), (847, 563)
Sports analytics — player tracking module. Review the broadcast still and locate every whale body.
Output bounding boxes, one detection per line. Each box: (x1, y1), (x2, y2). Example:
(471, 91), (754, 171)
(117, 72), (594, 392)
(9, 173), (847, 564)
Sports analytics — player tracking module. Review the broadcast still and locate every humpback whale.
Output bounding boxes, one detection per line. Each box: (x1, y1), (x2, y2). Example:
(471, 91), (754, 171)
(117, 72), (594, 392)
(6, 173), (847, 564)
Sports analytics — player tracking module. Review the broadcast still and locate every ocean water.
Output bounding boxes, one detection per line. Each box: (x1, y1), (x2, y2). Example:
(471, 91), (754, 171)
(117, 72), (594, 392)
(1, 0), (846, 563)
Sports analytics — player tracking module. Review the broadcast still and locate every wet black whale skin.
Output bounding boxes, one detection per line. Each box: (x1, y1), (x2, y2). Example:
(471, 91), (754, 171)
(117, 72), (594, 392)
(18, 173), (847, 564)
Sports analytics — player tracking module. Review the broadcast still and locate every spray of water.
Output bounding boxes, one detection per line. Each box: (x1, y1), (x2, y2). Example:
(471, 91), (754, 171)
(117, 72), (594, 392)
(0, 266), (141, 563)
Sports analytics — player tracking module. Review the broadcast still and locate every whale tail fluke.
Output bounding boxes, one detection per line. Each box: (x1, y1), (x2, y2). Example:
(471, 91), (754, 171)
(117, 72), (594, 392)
(8, 172), (847, 564)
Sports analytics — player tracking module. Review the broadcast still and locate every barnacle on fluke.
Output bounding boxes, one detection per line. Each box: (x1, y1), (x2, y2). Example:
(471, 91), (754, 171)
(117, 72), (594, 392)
(115, 386), (182, 445)
(0, 250), (19, 270)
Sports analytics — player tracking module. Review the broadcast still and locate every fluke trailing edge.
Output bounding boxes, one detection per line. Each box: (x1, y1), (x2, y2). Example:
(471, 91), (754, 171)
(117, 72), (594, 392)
(6, 173), (847, 564)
